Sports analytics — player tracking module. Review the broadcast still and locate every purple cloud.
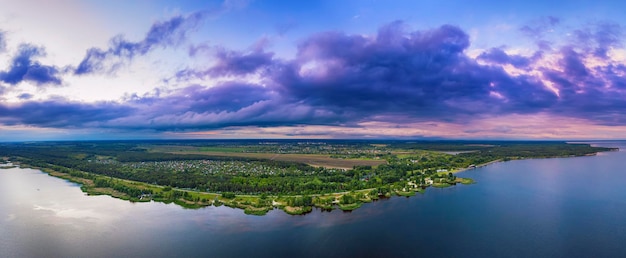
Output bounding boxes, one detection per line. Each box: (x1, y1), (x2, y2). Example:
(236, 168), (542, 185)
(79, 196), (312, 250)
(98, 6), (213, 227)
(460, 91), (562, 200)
(133, 83), (275, 114)
(560, 47), (589, 78)
(270, 23), (555, 122)
(176, 45), (275, 81)
(0, 44), (61, 85)
(120, 82), (343, 130)
(600, 64), (626, 89)
(187, 43), (212, 57)
(573, 22), (623, 59)
(74, 12), (204, 75)
(520, 16), (560, 39)
(207, 48), (275, 77)
(520, 16), (561, 50)
(477, 48), (537, 69)
(3, 20), (626, 134)
(0, 80), (343, 131)
(537, 47), (626, 125)
(0, 100), (133, 128)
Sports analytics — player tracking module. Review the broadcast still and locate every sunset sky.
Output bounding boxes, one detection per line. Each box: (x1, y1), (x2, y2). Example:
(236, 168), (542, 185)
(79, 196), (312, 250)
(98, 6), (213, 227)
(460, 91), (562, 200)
(1, 0), (626, 141)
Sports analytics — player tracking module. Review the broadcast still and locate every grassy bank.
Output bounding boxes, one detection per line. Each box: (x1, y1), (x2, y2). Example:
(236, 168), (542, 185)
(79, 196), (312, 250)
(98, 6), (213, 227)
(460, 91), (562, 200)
(25, 163), (470, 216)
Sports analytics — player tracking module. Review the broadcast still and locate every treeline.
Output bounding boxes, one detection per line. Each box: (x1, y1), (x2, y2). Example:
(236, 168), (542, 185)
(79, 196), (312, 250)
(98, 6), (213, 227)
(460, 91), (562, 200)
(457, 143), (613, 161)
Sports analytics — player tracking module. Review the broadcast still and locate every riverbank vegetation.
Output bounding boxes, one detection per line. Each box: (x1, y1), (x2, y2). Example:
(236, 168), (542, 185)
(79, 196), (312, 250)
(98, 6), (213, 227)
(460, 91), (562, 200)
(0, 140), (615, 215)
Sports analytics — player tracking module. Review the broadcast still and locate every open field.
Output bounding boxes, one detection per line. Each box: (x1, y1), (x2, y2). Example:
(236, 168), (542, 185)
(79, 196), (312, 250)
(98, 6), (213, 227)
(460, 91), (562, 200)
(163, 151), (387, 169)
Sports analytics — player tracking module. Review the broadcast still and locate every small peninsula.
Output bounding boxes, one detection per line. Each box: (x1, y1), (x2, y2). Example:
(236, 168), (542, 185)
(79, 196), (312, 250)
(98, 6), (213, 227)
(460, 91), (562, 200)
(1, 140), (616, 215)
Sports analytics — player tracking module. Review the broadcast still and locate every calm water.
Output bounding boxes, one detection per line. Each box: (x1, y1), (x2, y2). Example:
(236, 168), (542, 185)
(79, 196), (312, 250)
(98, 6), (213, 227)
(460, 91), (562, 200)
(2, 142), (626, 257)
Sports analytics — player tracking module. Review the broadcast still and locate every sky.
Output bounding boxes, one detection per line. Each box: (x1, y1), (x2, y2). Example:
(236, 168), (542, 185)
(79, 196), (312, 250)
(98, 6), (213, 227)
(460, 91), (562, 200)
(1, 0), (626, 141)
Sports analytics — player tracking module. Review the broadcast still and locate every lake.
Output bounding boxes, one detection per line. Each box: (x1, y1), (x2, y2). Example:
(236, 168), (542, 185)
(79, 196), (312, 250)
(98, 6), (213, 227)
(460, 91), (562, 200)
(2, 142), (626, 257)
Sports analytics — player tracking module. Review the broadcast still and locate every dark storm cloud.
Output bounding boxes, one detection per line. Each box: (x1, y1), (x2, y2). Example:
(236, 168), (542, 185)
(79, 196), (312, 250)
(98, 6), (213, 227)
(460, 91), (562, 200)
(176, 48), (275, 80)
(477, 48), (535, 68)
(74, 12), (204, 75)
(105, 82), (343, 130)
(0, 100), (133, 128)
(0, 44), (61, 85)
(278, 23), (475, 113)
(559, 47), (589, 77)
(207, 48), (275, 77)
(133, 83), (275, 114)
(0, 84), (274, 130)
(270, 23), (555, 121)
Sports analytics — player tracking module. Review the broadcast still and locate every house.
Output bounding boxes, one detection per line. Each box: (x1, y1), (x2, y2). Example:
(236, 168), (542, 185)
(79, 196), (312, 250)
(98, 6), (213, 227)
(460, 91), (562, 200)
(425, 178), (434, 185)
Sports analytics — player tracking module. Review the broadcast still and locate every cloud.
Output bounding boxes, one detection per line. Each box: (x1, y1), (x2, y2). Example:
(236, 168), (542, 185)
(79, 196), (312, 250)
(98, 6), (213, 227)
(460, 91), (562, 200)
(0, 44), (62, 85)
(520, 16), (561, 50)
(520, 16), (560, 39)
(0, 81), (328, 131)
(178, 47), (275, 80)
(0, 22), (562, 131)
(572, 22), (623, 59)
(18, 93), (33, 100)
(0, 30), (6, 52)
(111, 82), (343, 130)
(209, 48), (275, 77)
(187, 43), (212, 57)
(559, 47), (589, 78)
(271, 22), (556, 122)
(477, 47), (536, 68)
(74, 12), (205, 75)
(0, 99), (133, 128)
(2, 20), (626, 136)
(132, 83), (275, 115)
(537, 46), (626, 126)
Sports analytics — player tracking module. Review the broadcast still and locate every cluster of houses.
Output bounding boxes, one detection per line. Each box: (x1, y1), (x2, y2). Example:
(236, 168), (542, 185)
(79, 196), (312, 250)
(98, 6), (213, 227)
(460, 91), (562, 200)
(107, 159), (315, 176)
(245, 142), (387, 155)
(402, 178), (434, 192)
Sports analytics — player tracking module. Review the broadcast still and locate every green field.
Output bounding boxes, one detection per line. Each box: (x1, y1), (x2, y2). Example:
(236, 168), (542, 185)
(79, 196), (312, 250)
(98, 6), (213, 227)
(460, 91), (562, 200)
(166, 150), (387, 169)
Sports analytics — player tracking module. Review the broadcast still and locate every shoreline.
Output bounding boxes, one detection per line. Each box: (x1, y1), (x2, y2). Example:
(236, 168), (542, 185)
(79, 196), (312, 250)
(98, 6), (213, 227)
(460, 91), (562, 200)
(8, 148), (610, 216)
(450, 149), (618, 175)
(12, 161), (472, 216)
(452, 159), (503, 174)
